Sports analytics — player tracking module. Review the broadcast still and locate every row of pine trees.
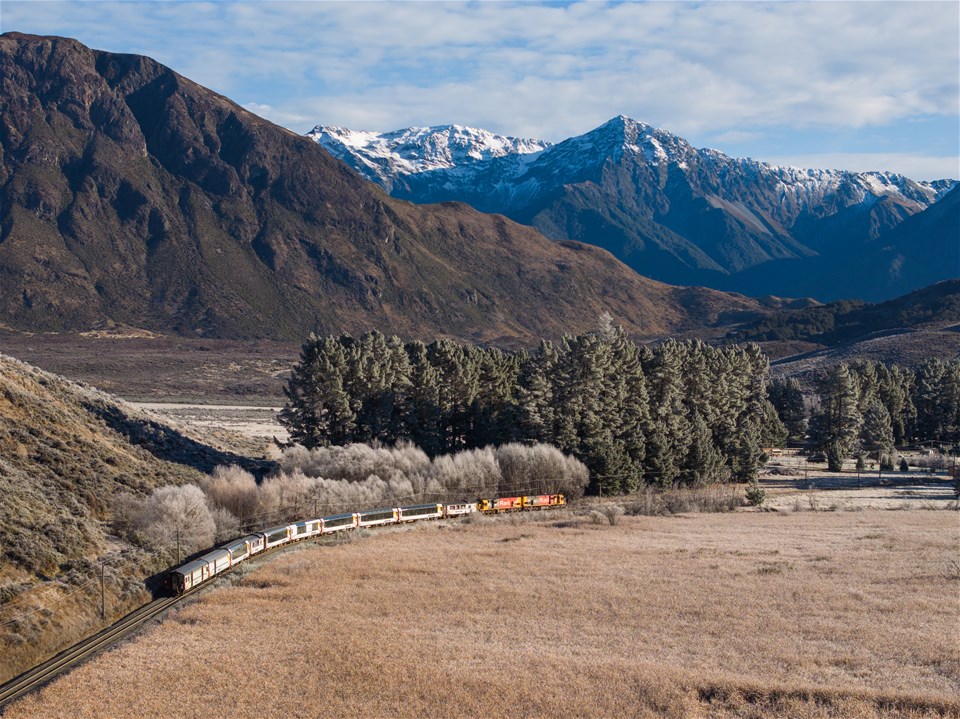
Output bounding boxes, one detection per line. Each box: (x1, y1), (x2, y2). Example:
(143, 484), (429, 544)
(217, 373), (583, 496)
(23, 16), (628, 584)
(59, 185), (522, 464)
(771, 358), (960, 470)
(279, 326), (784, 495)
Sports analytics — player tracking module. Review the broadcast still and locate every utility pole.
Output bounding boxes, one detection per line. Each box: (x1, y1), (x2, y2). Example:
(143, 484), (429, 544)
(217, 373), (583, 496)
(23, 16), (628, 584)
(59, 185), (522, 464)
(100, 559), (106, 622)
(176, 528), (181, 564)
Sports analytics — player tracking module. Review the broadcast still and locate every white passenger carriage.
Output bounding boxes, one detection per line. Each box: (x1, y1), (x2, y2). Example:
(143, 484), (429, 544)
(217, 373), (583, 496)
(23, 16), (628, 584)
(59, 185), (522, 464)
(170, 548), (231, 594)
(320, 513), (358, 533)
(397, 503), (443, 522)
(444, 502), (477, 517)
(260, 525), (293, 549)
(199, 548), (232, 576)
(292, 519), (323, 540)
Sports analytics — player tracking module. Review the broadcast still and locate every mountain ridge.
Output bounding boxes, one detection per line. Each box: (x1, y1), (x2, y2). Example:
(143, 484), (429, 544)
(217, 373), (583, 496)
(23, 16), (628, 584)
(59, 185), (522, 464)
(0, 32), (775, 344)
(311, 116), (957, 300)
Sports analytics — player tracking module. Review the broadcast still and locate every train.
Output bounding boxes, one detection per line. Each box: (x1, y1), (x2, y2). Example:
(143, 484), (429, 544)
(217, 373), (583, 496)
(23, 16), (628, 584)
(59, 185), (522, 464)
(169, 494), (566, 595)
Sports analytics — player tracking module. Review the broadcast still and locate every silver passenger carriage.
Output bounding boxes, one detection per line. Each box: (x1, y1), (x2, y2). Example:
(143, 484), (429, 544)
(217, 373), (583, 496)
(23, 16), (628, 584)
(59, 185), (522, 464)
(260, 525), (293, 549)
(222, 534), (264, 564)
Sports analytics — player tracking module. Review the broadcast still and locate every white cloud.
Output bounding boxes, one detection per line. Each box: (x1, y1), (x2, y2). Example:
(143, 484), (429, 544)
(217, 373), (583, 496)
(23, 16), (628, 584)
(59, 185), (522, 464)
(3, 0), (957, 166)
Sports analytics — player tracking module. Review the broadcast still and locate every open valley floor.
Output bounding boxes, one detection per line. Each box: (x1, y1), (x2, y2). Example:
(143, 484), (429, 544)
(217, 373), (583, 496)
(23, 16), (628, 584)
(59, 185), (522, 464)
(5, 510), (958, 719)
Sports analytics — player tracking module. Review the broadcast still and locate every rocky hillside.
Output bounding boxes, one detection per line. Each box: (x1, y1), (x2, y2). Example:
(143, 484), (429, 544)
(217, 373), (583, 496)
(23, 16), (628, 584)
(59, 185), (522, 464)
(313, 116), (957, 302)
(0, 33), (771, 343)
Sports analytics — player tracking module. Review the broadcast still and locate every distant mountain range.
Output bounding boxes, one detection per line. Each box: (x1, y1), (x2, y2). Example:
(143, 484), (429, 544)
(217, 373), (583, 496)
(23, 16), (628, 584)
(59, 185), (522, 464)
(0, 33), (778, 343)
(312, 117), (958, 302)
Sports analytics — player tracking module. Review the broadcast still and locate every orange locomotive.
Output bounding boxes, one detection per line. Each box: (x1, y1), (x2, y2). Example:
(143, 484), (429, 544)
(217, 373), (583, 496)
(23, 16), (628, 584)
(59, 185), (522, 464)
(476, 494), (565, 513)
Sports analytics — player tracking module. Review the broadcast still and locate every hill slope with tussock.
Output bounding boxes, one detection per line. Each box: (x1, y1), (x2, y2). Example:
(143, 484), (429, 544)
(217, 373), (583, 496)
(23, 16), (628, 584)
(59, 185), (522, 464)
(0, 353), (258, 682)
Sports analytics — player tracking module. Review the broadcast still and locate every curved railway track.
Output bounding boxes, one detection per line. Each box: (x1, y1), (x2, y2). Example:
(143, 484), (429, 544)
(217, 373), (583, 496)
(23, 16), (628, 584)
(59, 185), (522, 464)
(0, 527), (376, 712)
(0, 591), (192, 712)
(0, 496), (566, 712)
(0, 526), (367, 712)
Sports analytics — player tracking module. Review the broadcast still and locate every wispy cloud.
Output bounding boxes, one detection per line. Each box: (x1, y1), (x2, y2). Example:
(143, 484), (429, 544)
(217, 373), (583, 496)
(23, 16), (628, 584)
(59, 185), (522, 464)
(3, 0), (957, 179)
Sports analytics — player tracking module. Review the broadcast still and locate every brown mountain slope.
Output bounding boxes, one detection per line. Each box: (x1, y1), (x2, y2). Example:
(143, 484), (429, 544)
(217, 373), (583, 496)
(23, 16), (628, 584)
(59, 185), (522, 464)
(0, 33), (766, 342)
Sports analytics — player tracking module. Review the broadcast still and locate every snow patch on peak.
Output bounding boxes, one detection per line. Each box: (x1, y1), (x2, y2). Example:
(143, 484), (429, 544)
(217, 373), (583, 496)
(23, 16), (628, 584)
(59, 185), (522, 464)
(308, 123), (551, 178)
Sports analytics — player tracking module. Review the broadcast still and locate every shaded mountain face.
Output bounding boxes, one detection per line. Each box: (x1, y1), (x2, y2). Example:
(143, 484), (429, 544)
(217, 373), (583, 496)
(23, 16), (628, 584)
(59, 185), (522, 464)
(0, 34), (772, 343)
(312, 116), (958, 302)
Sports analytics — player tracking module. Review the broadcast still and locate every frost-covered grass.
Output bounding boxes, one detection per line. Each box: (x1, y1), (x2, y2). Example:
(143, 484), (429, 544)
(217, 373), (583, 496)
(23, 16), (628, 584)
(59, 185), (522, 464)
(7, 511), (958, 719)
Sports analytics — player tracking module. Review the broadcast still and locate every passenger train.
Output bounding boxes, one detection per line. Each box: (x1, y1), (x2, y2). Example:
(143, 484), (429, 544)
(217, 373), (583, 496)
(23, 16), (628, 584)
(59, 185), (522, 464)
(169, 494), (566, 595)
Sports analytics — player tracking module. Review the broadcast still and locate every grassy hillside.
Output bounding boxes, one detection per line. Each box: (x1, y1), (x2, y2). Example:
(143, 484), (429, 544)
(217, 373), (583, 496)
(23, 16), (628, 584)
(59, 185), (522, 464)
(0, 353), (259, 683)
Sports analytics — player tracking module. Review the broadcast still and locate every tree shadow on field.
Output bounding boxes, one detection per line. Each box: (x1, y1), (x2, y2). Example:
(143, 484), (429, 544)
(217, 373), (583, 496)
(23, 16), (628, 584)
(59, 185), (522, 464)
(87, 402), (276, 479)
(762, 472), (957, 498)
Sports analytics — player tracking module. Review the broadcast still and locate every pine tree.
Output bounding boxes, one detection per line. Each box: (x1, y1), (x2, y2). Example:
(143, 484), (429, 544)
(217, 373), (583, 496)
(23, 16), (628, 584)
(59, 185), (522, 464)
(402, 341), (442, 456)
(768, 377), (807, 443)
(812, 363), (862, 471)
(759, 400), (789, 449)
(642, 340), (690, 486)
(469, 347), (521, 448)
(279, 334), (356, 447)
(680, 411), (729, 485)
(860, 397), (895, 458)
(515, 341), (558, 443)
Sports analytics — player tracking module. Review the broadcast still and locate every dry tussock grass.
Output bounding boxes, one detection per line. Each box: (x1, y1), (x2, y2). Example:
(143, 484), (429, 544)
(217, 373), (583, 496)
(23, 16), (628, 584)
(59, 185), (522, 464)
(6, 511), (959, 719)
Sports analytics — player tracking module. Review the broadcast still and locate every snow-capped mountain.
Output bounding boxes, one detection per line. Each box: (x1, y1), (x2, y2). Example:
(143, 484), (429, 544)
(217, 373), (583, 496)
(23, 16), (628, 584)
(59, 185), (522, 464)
(308, 124), (551, 192)
(310, 116), (958, 301)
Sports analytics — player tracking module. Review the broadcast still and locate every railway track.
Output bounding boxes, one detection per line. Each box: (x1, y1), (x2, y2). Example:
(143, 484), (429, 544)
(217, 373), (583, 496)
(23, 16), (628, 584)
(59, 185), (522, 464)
(0, 590), (191, 712)
(0, 534), (324, 712)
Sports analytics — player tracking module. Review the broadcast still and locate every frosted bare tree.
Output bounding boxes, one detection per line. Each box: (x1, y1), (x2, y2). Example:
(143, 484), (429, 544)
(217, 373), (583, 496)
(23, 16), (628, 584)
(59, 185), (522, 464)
(137, 485), (215, 557)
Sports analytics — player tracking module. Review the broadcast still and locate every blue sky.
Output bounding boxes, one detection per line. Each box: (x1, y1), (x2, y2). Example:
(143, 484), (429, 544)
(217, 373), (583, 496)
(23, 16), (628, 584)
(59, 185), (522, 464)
(2, 1), (958, 181)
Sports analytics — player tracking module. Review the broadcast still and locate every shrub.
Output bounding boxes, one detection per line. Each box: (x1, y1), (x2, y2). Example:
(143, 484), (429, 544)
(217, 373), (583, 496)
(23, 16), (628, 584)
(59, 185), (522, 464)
(599, 505), (625, 525)
(624, 485), (742, 516)
(745, 480), (766, 508)
(494, 443), (589, 500)
(430, 447), (501, 500)
(209, 506), (239, 543)
(200, 466), (261, 528)
(277, 442), (431, 484)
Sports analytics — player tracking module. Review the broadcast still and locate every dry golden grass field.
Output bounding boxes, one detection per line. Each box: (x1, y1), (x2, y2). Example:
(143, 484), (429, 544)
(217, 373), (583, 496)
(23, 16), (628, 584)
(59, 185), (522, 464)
(6, 510), (960, 719)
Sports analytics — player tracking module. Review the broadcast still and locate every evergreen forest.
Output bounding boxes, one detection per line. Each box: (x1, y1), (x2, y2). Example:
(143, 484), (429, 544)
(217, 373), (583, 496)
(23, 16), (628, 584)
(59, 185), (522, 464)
(281, 328), (960, 492)
(777, 358), (960, 471)
(279, 326), (783, 495)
